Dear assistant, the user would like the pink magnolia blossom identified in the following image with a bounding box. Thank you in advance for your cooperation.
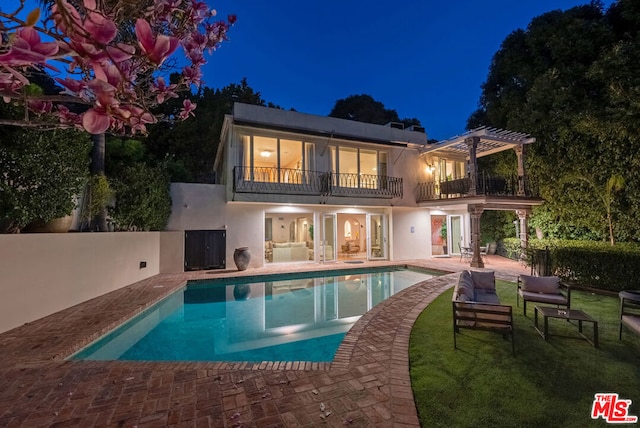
[0,27,59,67]
[0,70,28,100]
[178,99,197,120]
[151,77,179,104]
[182,66,203,87]
[57,105,82,127]
[0,1,235,135]
[55,77,89,100]
[27,100,53,115]
[83,107,112,134]
[52,0,117,45]
[83,2,118,45]
[121,105,157,134]
[135,19,180,65]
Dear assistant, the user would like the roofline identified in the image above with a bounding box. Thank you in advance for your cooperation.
[232,119,410,148]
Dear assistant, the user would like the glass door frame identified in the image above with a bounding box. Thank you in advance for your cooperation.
[321,213,337,263]
[366,213,388,260]
[448,215,463,255]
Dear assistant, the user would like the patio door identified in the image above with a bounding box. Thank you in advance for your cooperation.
[449,215,463,255]
[321,213,337,262]
[367,213,388,260]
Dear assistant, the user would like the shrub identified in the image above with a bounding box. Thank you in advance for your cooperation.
[109,163,171,231]
[501,237,522,260]
[525,240,640,292]
[0,129,91,231]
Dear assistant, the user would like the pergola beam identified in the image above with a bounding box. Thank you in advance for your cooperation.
[421,126,536,159]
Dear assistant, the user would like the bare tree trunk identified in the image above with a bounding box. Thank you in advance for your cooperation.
[90,133,109,232]
[607,208,615,246]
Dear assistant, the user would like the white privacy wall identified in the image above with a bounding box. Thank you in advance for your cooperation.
[0,231,183,334]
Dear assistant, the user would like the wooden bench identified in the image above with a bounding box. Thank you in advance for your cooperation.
[452,270,514,354]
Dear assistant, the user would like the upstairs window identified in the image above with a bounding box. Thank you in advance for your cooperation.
[330,146,388,188]
[241,135,315,183]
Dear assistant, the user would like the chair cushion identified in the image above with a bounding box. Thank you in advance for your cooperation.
[521,275,560,294]
[621,315,640,334]
[474,288,501,304]
[457,270,475,300]
[519,290,567,305]
[470,270,496,291]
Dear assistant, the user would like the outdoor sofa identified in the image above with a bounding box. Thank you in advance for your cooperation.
[452,270,514,354]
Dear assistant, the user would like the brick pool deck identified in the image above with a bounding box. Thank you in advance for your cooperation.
[0,256,528,427]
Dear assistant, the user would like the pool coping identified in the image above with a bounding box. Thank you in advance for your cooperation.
[0,259,526,426]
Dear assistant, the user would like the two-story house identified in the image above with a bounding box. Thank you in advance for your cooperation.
[167,103,543,270]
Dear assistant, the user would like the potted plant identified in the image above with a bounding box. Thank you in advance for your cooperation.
[441,222,448,254]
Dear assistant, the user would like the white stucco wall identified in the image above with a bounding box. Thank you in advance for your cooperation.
[391,207,431,260]
[0,232,177,334]
[169,183,413,268]
[168,183,264,269]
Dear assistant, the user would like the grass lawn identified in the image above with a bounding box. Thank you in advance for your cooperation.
[409,280,640,428]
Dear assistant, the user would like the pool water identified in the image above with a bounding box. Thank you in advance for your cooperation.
[72,267,438,362]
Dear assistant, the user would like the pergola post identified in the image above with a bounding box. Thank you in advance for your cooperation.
[465,136,479,196]
[514,145,526,196]
[469,205,484,268]
[516,209,530,254]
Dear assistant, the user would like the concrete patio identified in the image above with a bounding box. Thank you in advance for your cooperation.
[0,255,528,427]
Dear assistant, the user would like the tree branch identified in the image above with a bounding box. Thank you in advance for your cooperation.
[0,119,75,130]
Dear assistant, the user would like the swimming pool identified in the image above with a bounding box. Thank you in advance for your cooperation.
[72,266,438,362]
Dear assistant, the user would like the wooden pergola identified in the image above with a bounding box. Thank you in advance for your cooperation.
[420,127,543,268]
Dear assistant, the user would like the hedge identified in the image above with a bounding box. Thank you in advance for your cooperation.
[522,240,640,292]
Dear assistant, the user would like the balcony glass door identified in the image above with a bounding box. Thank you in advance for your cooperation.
[367,213,387,260]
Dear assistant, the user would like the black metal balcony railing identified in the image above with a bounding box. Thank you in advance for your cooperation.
[416,172,539,202]
[234,167,325,194]
[234,167,403,199]
[329,172,403,198]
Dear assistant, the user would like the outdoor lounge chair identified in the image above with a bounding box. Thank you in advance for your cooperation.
[619,290,640,340]
[517,275,571,316]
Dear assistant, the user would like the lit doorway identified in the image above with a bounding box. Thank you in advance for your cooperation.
[367,213,387,260]
[321,213,337,262]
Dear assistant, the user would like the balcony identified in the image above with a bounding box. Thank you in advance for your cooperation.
[234,167,326,195]
[234,167,403,199]
[416,172,539,202]
[329,172,403,198]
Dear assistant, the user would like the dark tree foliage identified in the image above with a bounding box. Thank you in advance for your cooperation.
[109,163,172,231]
[469,0,640,242]
[0,126,91,231]
[105,138,172,231]
[329,94,422,129]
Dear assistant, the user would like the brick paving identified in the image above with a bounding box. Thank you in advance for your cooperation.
[0,256,527,427]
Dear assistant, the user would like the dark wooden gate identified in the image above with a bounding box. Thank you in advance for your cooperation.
[184,230,226,271]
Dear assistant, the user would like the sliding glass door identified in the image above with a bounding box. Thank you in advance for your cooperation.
[367,213,387,260]
[321,213,337,262]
